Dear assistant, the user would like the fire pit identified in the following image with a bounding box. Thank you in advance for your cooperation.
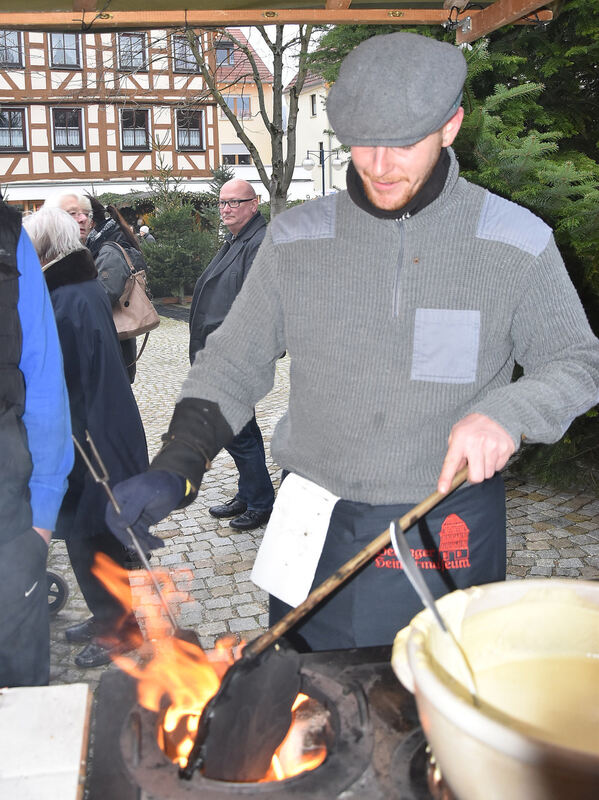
[86,646,444,799]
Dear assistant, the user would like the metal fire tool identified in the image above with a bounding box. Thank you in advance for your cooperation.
[181,466,470,783]
[72,431,199,645]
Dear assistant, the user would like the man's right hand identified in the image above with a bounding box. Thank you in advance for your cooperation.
[437,412,516,494]
[105,470,187,551]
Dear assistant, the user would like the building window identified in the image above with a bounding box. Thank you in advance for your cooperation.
[120,109,150,150]
[0,107,27,151]
[52,108,83,150]
[176,109,204,151]
[50,33,80,68]
[220,96,251,120]
[0,31,22,68]
[310,93,317,117]
[118,33,146,72]
[221,143,251,165]
[172,35,199,73]
[215,42,234,67]
[222,153,251,166]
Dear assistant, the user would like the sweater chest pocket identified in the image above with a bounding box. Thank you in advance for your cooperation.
[410,308,480,384]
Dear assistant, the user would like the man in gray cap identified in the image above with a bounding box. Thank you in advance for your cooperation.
[105,33,599,650]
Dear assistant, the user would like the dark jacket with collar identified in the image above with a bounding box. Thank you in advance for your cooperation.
[44,248,148,538]
[189,212,266,362]
[87,221,148,383]
[0,202,32,541]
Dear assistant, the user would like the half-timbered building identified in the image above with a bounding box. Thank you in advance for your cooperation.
[0,27,221,209]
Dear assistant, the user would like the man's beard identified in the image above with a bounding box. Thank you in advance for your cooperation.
[361,177,414,211]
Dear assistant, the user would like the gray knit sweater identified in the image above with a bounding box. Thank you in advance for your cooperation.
[181,150,599,503]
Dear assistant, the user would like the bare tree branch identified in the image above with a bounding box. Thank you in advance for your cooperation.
[183,27,271,190]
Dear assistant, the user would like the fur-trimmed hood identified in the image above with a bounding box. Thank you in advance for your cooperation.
[43,248,97,293]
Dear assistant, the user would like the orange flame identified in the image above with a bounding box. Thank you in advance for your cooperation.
[92,554,327,779]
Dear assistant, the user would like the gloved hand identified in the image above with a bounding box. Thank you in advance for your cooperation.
[105,470,187,551]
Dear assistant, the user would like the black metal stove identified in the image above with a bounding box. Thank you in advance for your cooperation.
[86,646,441,800]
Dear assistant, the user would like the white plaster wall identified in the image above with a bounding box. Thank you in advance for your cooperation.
[32,130,48,148]
[29,50,45,67]
[10,157,30,175]
[32,152,49,173]
[30,106,46,125]
[30,74,47,90]
[3,72,25,90]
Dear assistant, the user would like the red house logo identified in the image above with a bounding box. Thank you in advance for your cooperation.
[438,513,471,569]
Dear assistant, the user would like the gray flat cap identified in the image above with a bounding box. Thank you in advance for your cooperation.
[327,32,467,147]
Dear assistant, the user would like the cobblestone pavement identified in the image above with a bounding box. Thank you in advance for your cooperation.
[48,308,599,689]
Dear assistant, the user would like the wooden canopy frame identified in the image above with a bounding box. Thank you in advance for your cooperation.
[0,1,553,44]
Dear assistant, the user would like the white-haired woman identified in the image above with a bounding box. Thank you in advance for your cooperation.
[23,207,148,669]
[43,192,147,383]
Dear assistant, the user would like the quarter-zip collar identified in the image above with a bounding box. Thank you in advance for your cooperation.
[346,147,450,221]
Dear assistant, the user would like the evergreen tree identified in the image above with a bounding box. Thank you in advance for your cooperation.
[488,0,599,161]
[142,202,215,303]
[208,164,236,198]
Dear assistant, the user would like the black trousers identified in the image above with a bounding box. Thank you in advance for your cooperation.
[0,528,50,687]
[228,413,275,512]
[269,474,506,652]
[65,530,137,640]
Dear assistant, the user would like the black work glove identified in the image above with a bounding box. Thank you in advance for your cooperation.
[105,470,186,551]
[106,398,234,551]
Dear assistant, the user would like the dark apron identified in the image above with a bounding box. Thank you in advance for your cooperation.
[269,474,506,651]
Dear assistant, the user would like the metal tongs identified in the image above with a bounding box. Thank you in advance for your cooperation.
[73,431,199,645]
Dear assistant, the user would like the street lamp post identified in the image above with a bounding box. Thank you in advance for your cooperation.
[302,144,344,196]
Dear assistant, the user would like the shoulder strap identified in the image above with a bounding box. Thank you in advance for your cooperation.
[106,240,136,275]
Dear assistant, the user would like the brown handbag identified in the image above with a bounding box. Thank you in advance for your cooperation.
[110,242,160,341]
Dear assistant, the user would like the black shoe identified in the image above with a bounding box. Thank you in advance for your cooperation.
[74,633,141,669]
[209,498,247,519]
[123,550,152,570]
[229,509,271,531]
[65,617,98,644]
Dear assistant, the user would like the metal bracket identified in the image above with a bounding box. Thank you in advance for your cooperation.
[459,15,472,33]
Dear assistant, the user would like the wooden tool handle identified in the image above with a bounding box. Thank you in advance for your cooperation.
[244,466,469,658]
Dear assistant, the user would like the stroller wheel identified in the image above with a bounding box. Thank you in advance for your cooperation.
[47,571,69,615]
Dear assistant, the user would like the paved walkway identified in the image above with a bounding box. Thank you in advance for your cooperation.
[48,308,599,688]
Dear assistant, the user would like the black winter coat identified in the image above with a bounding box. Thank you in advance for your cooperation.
[44,248,148,539]
[189,212,266,362]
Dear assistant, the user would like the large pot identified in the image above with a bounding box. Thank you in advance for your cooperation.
[392,579,599,800]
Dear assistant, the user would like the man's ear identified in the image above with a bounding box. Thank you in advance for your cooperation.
[440,106,464,148]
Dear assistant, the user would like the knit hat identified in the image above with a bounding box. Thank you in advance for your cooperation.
[140,225,149,235]
[327,32,467,147]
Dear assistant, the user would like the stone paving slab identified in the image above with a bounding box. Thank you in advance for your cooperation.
[48,310,599,689]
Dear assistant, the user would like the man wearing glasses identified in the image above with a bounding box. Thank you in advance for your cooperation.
[188,179,274,531]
